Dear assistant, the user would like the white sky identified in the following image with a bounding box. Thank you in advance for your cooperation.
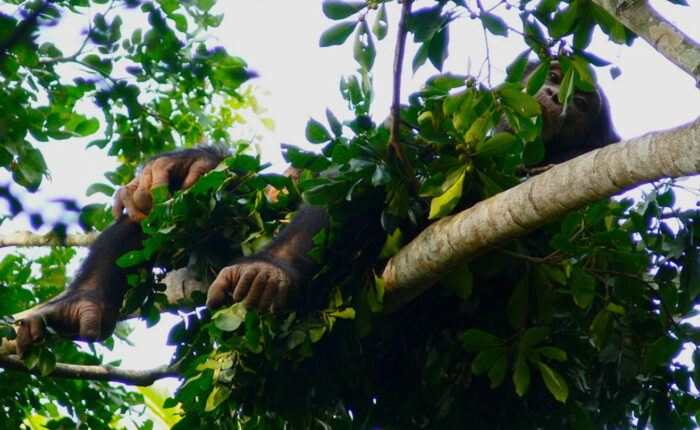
[0,0,699,398]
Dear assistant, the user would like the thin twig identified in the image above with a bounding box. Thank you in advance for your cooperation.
[0,354,178,386]
[388,0,419,192]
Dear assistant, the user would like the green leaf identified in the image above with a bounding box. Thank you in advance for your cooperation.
[412,42,429,73]
[499,89,541,118]
[368,274,385,313]
[302,181,346,205]
[86,183,115,197]
[480,12,508,36]
[75,118,100,136]
[464,116,488,146]
[306,118,332,143]
[523,138,545,165]
[536,346,567,362]
[571,55,597,91]
[605,302,625,315]
[372,4,389,40]
[428,168,465,219]
[205,385,231,412]
[116,250,146,268]
[521,327,550,348]
[550,0,581,38]
[477,132,518,157]
[327,308,356,319]
[558,65,575,105]
[322,0,366,20]
[353,21,376,70]
[371,164,391,186]
[472,349,504,375]
[320,21,357,47]
[506,51,530,83]
[513,351,530,397]
[507,278,528,329]
[213,304,246,332]
[326,108,342,137]
[526,62,550,95]
[641,336,683,370]
[38,349,56,376]
[488,356,507,388]
[590,308,613,350]
[428,27,449,71]
[538,362,569,403]
[571,268,596,308]
[82,54,112,74]
[461,329,502,351]
[440,264,473,299]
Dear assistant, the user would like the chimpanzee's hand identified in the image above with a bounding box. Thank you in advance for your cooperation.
[206,261,297,314]
[16,292,119,359]
[113,149,223,222]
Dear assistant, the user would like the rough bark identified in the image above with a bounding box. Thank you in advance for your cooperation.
[592,0,700,87]
[382,117,700,312]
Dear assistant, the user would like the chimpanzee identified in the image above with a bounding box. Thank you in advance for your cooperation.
[515,61,619,164]
[14,61,619,358]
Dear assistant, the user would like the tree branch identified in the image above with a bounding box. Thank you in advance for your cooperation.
[0,354,177,386]
[388,0,418,190]
[381,117,700,312]
[0,231,99,248]
[592,0,700,87]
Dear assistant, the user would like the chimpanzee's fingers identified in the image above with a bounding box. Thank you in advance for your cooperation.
[120,185,148,222]
[257,278,277,313]
[77,303,102,342]
[112,187,125,218]
[16,321,32,359]
[206,265,241,310]
[132,163,156,215]
[150,157,176,190]
[233,269,257,304]
[271,280,291,314]
[16,317,45,359]
[182,159,216,190]
[244,272,268,311]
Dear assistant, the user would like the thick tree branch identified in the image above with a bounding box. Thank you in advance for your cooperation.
[0,231,99,248]
[0,354,177,386]
[381,117,700,312]
[592,0,700,86]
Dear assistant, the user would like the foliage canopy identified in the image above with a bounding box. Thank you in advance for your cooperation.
[0,0,699,429]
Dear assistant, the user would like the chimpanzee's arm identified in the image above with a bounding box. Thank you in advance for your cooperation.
[16,147,228,358]
[206,205,329,313]
[16,216,143,358]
